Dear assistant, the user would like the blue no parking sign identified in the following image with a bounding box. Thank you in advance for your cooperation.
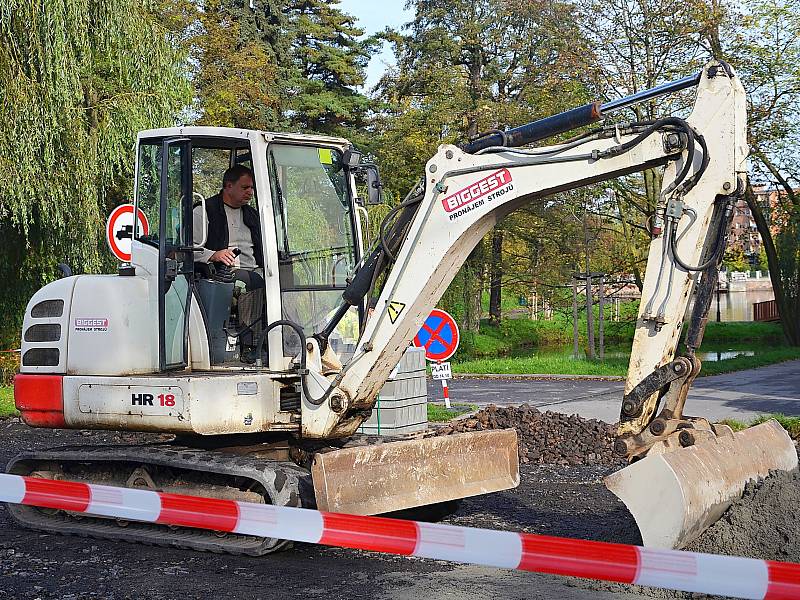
[413,308,460,361]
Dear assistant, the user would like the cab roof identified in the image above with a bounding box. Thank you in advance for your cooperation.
[136,126,351,149]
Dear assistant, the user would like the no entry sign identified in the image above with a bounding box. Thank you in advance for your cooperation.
[413,308,460,361]
[106,204,148,262]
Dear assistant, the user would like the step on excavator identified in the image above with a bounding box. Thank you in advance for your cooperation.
[9,60,796,553]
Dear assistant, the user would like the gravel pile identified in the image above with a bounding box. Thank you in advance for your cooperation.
[433,404,624,467]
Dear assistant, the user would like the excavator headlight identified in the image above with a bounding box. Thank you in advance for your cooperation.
[342,149,362,168]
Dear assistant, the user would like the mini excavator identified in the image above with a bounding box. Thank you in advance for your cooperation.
[9,60,796,553]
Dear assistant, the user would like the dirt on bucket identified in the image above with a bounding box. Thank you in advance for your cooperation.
[571,464,800,598]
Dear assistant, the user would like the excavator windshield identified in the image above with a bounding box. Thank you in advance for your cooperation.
[267,143,360,355]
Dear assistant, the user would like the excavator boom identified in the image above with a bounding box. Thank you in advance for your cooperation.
[313,61,746,438]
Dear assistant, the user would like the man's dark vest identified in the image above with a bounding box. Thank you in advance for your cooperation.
[203,192,264,268]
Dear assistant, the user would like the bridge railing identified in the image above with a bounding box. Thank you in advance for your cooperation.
[753,299,779,322]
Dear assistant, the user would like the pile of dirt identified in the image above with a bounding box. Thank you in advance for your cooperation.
[432,403,624,467]
[574,467,800,598]
[685,468,800,562]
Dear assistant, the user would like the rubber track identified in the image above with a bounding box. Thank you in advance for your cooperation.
[5,444,314,556]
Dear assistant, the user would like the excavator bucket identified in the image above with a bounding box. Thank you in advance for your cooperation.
[311,429,520,515]
[604,420,798,549]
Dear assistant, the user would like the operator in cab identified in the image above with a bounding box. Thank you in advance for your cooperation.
[193,165,265,363]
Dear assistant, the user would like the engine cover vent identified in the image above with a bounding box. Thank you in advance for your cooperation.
[22,348,60,367]
[31,299,64,318]
[24,324,61,343]
[279,386,301,412]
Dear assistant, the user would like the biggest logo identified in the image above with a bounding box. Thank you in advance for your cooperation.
[441,168,513,215]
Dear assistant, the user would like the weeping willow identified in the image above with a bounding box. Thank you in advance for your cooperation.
[0,0,191,346]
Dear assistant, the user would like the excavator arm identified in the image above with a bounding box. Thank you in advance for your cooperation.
[302,61,748,446]
[304,61,796,548]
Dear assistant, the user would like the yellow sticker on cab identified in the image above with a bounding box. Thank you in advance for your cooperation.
[319,148,333,164]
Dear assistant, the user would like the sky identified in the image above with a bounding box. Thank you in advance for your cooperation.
[336,0,413,90]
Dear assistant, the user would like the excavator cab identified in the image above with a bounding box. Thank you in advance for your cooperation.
[131,130,366,371]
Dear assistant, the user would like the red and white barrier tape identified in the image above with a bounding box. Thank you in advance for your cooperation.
[1,473,798,599]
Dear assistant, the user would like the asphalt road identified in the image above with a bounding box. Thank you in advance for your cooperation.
[432,360,800,424]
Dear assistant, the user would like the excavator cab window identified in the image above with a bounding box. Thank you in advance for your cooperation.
[135,136,263,369]
[187,140,263,367]
[192,147,232,202]
[267,144,360,357]
[135,142,164,248]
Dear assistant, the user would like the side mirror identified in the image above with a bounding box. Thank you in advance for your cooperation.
[56,263,72,278]
[364,165,383,206]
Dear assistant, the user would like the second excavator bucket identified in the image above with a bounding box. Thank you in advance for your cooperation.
[311,429,520,515]
[604,420,798,549]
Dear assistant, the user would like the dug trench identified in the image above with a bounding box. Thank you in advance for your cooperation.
[0,408,797,599]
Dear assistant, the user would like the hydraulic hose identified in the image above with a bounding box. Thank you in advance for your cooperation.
[379,192,424,262]
[669,197,731,272]
[252,319,334,407]
[603,118,696,197]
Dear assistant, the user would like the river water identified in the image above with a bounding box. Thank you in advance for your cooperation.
[708,288,775,322]
[530,346,758,362]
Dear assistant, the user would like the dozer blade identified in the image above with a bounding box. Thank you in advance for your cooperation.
[311,429,520,515]
[604,420,798,549]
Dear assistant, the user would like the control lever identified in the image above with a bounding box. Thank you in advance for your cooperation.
[212,248,241,283]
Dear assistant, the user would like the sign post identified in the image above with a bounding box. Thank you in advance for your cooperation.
[430,360,453,408]
[414,309,459,409]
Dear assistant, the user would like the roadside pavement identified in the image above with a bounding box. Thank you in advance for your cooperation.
[428,359,800,424]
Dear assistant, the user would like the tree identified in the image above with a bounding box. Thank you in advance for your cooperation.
[757,246,768,271]
[700,0,800,344]
[0,0,191,347]
[192,0,289,129]
[375,0,593,330]
[577,0,708,291]
[723,248,750,272]
[286,0,377,136]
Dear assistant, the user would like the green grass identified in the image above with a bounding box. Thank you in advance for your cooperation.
[451,346,800,377]
[453,354,629,376]
[480,289,530,313]
[720,414,800,439]
[457,317,786,361]
[427,403,477,422]
[0,386,16,418]
[703,321,785,342]
[719,417,749,432]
